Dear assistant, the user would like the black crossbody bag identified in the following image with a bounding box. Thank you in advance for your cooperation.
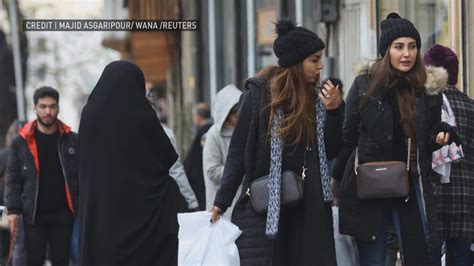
[355,138,411,199]
[246,146,310,214]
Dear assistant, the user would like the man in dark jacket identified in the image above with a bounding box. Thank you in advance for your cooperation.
[184,103,213,210]
[4,87,78,266]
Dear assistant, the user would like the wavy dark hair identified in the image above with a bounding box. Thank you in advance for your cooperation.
[363,47,427,138]
[256,63,317,145]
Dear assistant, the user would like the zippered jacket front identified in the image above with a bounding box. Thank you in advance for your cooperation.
[4,120,78,224]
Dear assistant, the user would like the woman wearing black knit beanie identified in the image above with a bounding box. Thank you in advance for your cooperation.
[210,18,344,265]
[332,12,460,265]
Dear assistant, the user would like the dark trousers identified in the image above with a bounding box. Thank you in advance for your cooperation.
[356,176,431,266]
[357,208,402,266]
[23,209,74,266]
[432,238,471,266]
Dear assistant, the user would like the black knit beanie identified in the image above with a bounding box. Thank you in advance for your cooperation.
[378,12,421,57]
[273,18,325,68]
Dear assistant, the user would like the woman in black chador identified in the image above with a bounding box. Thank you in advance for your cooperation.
[78,61,181,266]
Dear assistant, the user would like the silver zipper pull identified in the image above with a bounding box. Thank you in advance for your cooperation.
[302,166,307,181]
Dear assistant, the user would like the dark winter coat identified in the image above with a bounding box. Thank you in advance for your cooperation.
[214,76,343,265]
[0,149,7,178]
[78,61,180,266]
[332,63,448,265]
[0,148,8,204]
[435,85,474,240]
[4,120,78,224]
[183,122,212,210]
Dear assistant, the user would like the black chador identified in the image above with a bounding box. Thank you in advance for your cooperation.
[78,61,181,266]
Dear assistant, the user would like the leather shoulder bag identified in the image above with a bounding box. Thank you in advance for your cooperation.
[355,138,411,199]
[246,146,309,214]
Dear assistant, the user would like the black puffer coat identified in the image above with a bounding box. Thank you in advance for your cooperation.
[332,63,448,265]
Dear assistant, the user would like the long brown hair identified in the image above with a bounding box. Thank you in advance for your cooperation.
[257,64,317,145]
[364,49,427,137]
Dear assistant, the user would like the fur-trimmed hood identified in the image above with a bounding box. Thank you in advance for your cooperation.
[354,59,447,95]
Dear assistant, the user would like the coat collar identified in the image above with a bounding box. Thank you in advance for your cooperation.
[19,119,71,140]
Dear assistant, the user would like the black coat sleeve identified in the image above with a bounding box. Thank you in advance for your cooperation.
[4,137,24,214]
[324,103,344,160]
[214,89,253,212]
[331,76,365,180]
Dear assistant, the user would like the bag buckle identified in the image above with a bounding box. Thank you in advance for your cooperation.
[246,187,251,197]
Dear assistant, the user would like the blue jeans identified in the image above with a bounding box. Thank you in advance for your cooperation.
[70,220,79,265]
[384,222,399,266]
[432,239,471,266]
[357,176,429,266]
[357,208,402,266]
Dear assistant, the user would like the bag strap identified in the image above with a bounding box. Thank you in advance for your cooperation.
[406,138,411,171]
[301,146,310,181]
[354,138,411,174]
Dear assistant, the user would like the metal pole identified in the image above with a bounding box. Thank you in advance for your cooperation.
[8,0,25,122]
[295,0,303,25]
[208,0,217,105]
[246,0,255,77]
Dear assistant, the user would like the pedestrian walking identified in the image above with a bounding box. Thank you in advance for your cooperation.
[331,13,458,265]
[184,103,213,210]
[162,124,200,211]
[77,61,181,266]
[4,87,78,266]
[326,79,360,266]
[0,120,27,266]
[211,18,344,265]
[424,44,474,266]
[203,84,242,215]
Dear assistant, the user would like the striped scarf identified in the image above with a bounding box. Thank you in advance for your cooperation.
[265,91,333,238]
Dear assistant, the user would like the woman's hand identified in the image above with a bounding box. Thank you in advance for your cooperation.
[435,132,450,146]
[319,79,343,110]
[210,206,222,223]
[431,122,462,147]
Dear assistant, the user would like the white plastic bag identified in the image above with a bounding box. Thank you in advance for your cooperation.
[178,211,241,266]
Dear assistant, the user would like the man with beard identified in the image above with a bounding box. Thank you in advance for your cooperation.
[4,87,78,266]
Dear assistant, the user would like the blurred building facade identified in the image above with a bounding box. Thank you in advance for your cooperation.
[102,0,192,152]
[19,0,120,131]
[190,0,473,99]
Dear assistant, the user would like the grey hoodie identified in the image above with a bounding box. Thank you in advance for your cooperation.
[163,126,199,209]
[203,84,242,214]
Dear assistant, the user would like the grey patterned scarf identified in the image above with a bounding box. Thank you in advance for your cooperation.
[265,91,333,238]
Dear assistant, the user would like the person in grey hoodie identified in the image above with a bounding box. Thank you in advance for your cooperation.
[203,84,242,215]
[162,124,200,211]
[146,89,199,211]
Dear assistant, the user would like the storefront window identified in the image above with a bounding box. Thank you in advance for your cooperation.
[378,0,450,53]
